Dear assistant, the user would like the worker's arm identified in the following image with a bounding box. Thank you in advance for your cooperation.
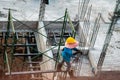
[72,48,78,51]
[72,48,82,55]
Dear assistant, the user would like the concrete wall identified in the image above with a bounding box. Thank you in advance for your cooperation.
[37,21,55,80]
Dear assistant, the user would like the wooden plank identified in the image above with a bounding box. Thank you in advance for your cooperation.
[5,70,67,75]
[14,53,39,56]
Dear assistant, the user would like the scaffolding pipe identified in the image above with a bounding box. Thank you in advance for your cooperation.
[90,13,101,47]
[3,9,11,71]
[5,51,10,74]
[79,0,90,21]
[38,16,64,30]
[55,9,68,68]
[12,17,48,38]
[9,9,17,72]
[66,12,76,37]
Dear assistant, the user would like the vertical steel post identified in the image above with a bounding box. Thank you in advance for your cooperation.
[4,9,11,74]
[55,9,68,69]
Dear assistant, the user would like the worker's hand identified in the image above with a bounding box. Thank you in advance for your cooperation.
[75,50,82,55]
[73,50,82,55]
[76,49,81,53]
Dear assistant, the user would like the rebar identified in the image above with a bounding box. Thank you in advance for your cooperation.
[97,0,120,72]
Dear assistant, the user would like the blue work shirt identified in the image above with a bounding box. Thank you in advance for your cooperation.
[61,47,78,62]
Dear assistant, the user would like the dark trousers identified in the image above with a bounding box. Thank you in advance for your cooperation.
[57,59,71,71]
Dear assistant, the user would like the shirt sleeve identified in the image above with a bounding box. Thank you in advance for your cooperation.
[72,48,79,51]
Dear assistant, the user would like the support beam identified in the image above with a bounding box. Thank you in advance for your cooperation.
[0,30,34,33]
[5,70,67,75]
[26,38,34,78]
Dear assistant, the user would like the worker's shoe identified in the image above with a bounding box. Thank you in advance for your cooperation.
[68,69,74,78]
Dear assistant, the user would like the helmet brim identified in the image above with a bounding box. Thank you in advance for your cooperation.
[65,41,79,49]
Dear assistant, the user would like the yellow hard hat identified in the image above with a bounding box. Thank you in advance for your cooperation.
[66,37,76,44]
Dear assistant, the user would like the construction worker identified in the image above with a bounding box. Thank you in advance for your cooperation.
[57,37,82,71]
